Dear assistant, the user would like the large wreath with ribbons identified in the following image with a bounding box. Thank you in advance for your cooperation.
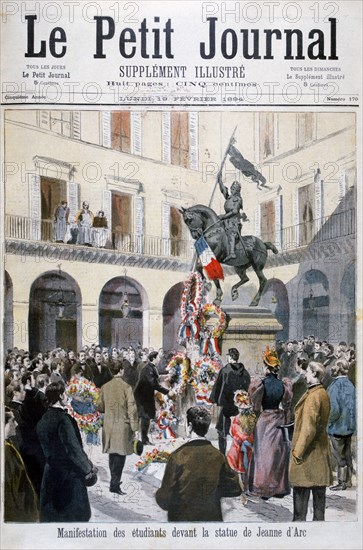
[166,351,192,393]
[66,376,103,442]
[200,303,227,355]
[156,400,178,440]
[179,271,204,341]
[190,356,221,403]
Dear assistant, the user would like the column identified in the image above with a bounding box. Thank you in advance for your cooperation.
[146,307,163,349]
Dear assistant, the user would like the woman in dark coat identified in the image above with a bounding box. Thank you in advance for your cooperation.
[36,382,97,522]
[134,352,170,444]
[248,347,292,499]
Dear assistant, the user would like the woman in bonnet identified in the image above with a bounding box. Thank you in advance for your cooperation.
[247,347,292,500]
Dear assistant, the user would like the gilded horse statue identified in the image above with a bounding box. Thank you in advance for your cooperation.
[180,205,278,307]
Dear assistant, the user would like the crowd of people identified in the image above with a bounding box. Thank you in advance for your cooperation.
[209,340,356,522]
[3,343,174,522]
[3,335,357,523]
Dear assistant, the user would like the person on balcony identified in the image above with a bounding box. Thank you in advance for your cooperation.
[92,210,109,248]
[54,201,70,243]
[74,201,94,246]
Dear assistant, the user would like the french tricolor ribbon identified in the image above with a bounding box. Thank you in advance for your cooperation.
[178,303,201,341]
[179,320,200,341]
[201,336,221,356]
[157,416,176,439]
[195,236,224,280]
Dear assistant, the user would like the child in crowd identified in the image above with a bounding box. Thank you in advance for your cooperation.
[227,390,257,494]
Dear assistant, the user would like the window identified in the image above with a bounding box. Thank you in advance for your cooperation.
[171,112,189,167]
[111,112,131,153]
[38,111,81,139]
[259,113,274,159]
[170,206,183,256]
[111,191,133,252]
[111,192,132,234]
[260,200,275,242]
[40,177,67,240]
[298,183,315,246]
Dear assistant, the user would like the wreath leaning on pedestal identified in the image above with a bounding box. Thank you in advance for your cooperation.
[166,351,192,394]
[200,303,228,355]
[190,356,222,403]
[178,271,204,341]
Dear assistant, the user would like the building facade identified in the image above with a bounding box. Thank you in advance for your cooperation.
[3,109,356,354]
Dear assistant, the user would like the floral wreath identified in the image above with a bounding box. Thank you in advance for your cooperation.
[179,271,204,341]
[190,356,221,403]
[200,303,227,338]
[199,303,227,355]
[65,376,103,435]
[166,352,192,393]
[135,449,171,472]
[156,407,177,440]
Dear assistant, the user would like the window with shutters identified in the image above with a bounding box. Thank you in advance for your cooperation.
[111,112,131,153]
[171,112,189,168]
[38,111,81,139]
[170,206,183,256]
[111,191,132,251]
[40,177,67,241]
[260,200,275,242]
[298,183,315,246]
[111,192,132,233]
[259,113,274,160]
[298,113,315,146]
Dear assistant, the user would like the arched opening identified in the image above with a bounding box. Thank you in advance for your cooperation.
[99,275,147,348]
[301,269,329,340]
[340,262,356,344]
[4,271,14,352]
[260,278,289,341]
[29,270,82,354]
[162,282,184,352]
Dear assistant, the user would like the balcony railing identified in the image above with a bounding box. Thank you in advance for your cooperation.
[260,208,355,251]
[5,208,355,261]
[5,215,194,261]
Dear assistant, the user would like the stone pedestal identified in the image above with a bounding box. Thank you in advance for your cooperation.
[221,305,283,377]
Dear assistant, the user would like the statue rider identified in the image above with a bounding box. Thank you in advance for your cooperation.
[218,173,247,262]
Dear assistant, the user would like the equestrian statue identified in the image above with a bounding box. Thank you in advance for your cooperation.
[181,128,278,307]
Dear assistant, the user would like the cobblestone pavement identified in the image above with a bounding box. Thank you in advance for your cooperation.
[85,433,357,524]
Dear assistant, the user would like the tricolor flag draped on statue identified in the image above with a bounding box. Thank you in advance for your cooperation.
[194,236,224,280]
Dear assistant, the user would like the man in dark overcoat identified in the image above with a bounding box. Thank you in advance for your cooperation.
[210,347,250,454]
[36,381,97,522]
[134,351,170,445]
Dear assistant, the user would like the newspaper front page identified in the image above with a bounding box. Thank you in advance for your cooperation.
[1,1,362,549]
